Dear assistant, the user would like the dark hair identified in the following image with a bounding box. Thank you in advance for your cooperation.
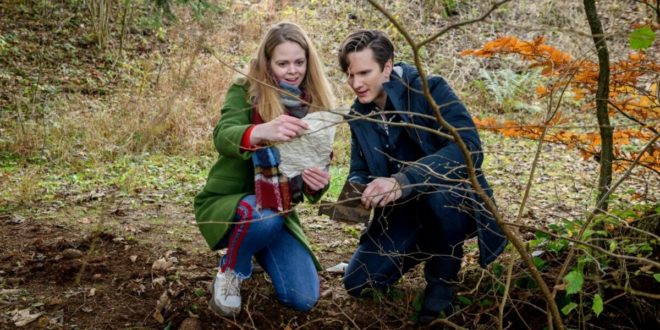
[338,30,394,73]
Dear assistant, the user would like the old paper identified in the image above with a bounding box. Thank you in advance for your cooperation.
[276,110,342,178]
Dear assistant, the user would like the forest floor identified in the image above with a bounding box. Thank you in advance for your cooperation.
[1,1,658,329]
[2,144,656,329]
[0,149,618,329]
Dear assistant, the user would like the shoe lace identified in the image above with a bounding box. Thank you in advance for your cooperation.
[220,271,241,297]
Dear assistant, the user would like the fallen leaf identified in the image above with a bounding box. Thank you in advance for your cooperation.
[153,290,170,324]
[112,208,127,216]
[152,258,173,271]
[153,276,166,286]
[179,317,202,330]
[0,289,22,297]
[9,215,25,224]
[62,248,83,260]
[10,308,43,327]
[37,316,50,327]
[153,310,164,324]
[321,289,333,298]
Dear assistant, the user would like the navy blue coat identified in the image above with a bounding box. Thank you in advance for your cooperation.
[347,62,507,267]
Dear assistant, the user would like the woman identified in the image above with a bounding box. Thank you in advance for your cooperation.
[194,22,335,317]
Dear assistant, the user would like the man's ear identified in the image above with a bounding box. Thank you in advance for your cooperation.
[383,59,393,78]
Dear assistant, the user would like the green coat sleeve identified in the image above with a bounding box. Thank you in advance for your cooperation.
[213,81,253,160]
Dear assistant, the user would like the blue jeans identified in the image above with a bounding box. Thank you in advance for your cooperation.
[219,195,319,311]
[343,189,476,296]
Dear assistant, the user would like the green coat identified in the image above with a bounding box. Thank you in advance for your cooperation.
[194,79,323,270]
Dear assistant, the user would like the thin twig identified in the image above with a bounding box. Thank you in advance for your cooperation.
[603,284,660,300]
[418,1,513,49]
[428,317,469,330]
[498,260,514,330]
[515,67,578,224]
[607,99,659,134]
[332,300,362,329]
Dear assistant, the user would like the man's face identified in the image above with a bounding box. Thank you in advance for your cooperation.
[346,48,392,107]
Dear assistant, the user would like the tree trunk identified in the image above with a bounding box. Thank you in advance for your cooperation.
[583,0,613,212]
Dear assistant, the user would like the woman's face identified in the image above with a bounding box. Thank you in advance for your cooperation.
[269,41,307,88]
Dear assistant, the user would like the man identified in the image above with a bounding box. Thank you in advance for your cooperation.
[338,30,507,324]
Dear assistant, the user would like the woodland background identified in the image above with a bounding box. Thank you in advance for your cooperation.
[0,0,658,329]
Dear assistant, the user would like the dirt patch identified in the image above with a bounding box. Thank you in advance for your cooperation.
[0,216,364,329]
[1,220,167,328]
[2,214,657,329]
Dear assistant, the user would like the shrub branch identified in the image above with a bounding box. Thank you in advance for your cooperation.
[366,1,564,328]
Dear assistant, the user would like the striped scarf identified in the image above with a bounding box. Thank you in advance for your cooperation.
[251,82,309,212]
[252,147,291,212]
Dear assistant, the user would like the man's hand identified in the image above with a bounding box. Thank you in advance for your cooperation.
[361,177,402,208]
[251,114,309,144]
[302,167,330,192]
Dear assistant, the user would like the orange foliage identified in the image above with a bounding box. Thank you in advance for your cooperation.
[474,117,659,172]
[466,35,660,172]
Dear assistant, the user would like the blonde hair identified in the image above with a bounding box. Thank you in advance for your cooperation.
[247,22,335,122]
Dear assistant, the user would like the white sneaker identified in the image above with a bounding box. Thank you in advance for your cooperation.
[209,269,242,317]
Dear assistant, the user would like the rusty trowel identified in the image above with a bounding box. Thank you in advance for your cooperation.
[318,181,372,224]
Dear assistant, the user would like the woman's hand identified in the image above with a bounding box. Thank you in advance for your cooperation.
[302,167,330,192]
[250,114,308,144]
[362,177,402,208]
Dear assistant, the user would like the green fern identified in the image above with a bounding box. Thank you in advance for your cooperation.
[478,68,544,114]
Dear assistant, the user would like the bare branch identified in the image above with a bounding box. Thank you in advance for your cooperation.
[418,1,513,49]
[515,67,578,224]
[366,1,565,328]
[498,260,514,330]
[608,99,659,135]
[332,300,362,329]
[428,318,468,330]
[603,284,660,300]
[612,157,660,176]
